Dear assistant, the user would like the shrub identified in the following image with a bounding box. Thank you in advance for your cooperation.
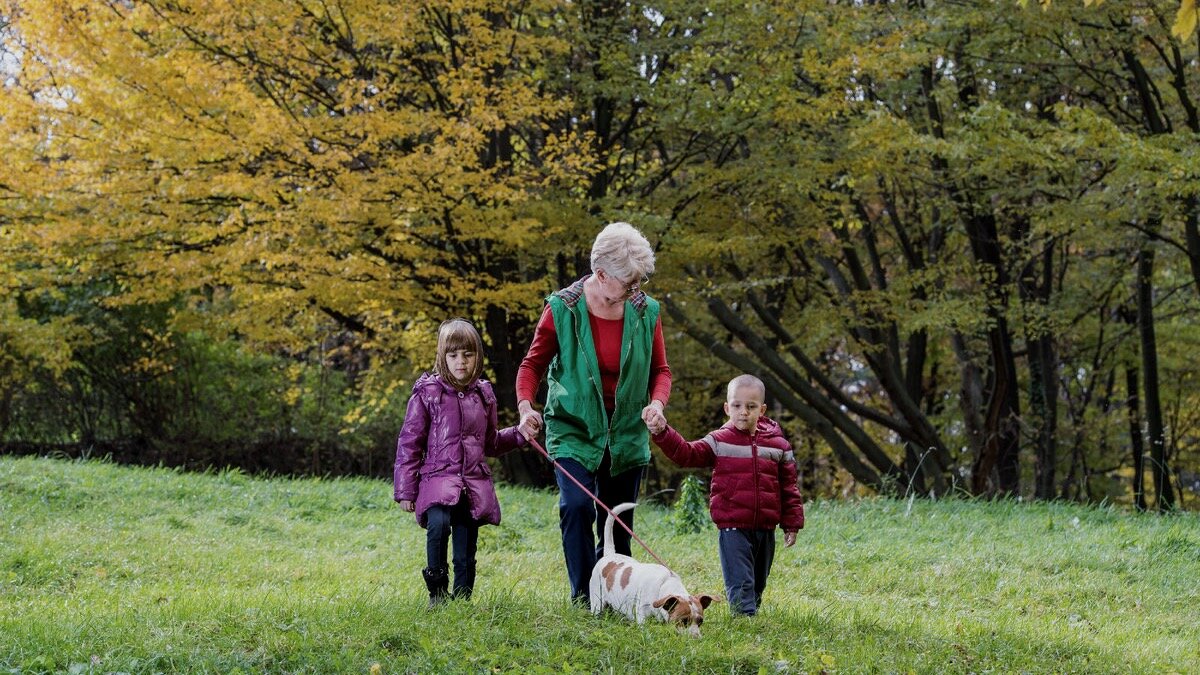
[671,474,711,534]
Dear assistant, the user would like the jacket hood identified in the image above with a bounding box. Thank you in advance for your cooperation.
[756,416,783,439]
[413,371,439,389]
[413,371,479,394]
[722,415,784,441]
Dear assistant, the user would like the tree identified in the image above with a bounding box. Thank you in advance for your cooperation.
[599,0,1197,500]
[4,0,1198,506]
[2,0,592,483]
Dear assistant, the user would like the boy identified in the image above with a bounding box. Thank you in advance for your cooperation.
[645,374,804,616]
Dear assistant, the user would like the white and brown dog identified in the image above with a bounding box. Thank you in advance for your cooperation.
[589,502,718,637]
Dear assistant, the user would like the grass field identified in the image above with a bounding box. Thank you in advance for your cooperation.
[2,455,1199,674]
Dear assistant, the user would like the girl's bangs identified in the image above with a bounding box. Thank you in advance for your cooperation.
[440,325,478,353]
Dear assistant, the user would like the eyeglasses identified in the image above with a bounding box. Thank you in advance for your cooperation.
[609,271,649,296]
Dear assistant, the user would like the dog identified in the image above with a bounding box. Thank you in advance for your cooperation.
[589,502,718,637]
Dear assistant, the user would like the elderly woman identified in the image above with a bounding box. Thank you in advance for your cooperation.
[516,222,672,604]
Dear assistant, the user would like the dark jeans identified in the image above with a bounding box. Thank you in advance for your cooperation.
[718,528,776,616]
[425,498,479,593]
[555,452,643,602]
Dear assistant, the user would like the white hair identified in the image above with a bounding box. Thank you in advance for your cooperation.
[590,222,655,283]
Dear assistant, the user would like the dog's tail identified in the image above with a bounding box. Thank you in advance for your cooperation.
[602,502,637,558]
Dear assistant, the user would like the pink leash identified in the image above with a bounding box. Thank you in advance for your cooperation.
[526,435,674,572]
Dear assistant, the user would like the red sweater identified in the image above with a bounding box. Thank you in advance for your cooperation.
[516,304,672,411]
[652,416,804,532]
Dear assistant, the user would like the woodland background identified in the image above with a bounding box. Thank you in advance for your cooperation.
[2,0,1199,510]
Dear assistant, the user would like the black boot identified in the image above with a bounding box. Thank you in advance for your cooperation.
[422,567,449,609]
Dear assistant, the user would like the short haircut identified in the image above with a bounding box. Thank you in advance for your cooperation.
[726,374,766,402]
[435,318,484,389]
[590,221,656,283]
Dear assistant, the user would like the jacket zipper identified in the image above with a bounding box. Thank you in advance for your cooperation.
[457,390,466,485]
[572,304,609,433]
[751,430,760,529]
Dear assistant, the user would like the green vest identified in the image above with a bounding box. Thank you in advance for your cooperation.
[544,277,660,475]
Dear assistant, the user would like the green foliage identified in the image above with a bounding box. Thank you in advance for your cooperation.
[4,0,1200,504]
[3,456,1200,672]
[670,473,711,535]
[2,285,405,473]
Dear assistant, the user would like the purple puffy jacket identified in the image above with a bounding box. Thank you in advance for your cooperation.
[394,372,526,527]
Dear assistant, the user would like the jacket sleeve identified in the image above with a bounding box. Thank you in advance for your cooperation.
[484,382,526,457]
[778,440,805,531]
[489,425,527,457]
[394,390,429,502]
[651,425,716,468]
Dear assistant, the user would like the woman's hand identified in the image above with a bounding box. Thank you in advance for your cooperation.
[398,500,415,512]
[783,530,797,547]
[642,400,666,435]
[518,400,543,441]
[518,412,542,441]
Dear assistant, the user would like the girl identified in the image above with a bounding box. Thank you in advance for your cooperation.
[395,318,534,606]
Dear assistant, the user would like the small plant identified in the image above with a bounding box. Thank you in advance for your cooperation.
[671,474,710,534]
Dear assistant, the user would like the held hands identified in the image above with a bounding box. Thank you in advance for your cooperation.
[783,530,797,547]
[642,400,667,435]
[398,500,415,512]
[517,400,543,441]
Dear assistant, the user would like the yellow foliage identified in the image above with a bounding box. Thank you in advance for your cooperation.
[3,0,582,369]
[1025,0,1194,35]
[1174,0,1198,37]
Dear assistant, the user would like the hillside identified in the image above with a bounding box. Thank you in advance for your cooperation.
[2,456,1198,673]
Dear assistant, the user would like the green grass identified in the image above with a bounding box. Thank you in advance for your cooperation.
[2,456,1198,674]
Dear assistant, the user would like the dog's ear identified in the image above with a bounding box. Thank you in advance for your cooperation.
[652,595,681,611]
[697,594,722,608]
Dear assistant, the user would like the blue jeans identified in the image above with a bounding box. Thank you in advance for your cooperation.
[555,452,643,602]
[425,498,479,594]
[718,528,776,616]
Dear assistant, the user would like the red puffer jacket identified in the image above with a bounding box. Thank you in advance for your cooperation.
[652,417,804,532]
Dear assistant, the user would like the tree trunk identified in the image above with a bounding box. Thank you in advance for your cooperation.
[1021,239,1058,500]
[485,304,553,488]
[583,0,621,206]
[1028,332,1058,500]
[1135,246,1174,511]
[792,225,950,495]
[962,212,1022,496]
[661,297,890,492]
[1185,196,1200,298]
[1124,364,1147,512]
[953,333,986,485]
[973,319,1022,497]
